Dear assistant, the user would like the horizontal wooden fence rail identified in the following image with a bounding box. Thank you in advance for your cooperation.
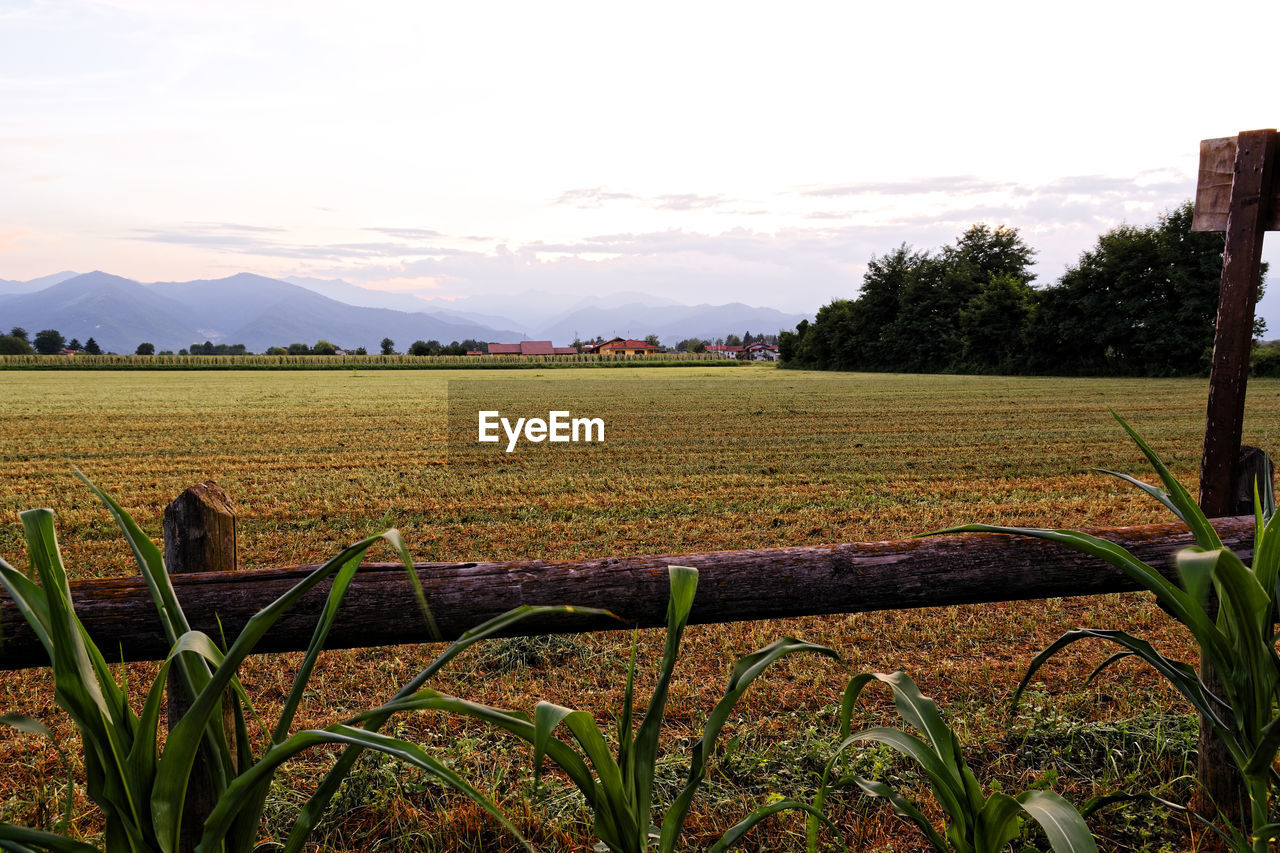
[0,514,1254,672]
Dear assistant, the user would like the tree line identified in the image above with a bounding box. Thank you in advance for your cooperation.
[0,328,105,355]
[780,202,1256,376]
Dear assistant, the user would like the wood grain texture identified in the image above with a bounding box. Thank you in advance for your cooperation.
[1192,133,1280,232]
[1200,130,1279,518]
[161,483,238,853]
[0,516,1255,671]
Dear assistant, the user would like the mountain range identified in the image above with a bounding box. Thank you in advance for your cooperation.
[0,271,811,354]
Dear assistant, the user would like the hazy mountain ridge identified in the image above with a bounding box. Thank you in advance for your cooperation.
[0,270,812,352]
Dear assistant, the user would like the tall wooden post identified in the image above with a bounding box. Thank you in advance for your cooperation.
[1192,129,1280,826]
[163,482,237,853]
[1198,129,1278,516]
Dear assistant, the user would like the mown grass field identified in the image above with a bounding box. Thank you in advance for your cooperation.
[1,365,1278,851]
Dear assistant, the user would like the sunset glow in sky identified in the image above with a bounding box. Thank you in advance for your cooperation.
[3,0,1280,324]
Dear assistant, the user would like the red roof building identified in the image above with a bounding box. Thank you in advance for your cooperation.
[596,338,658,355]
[487,340,559,355]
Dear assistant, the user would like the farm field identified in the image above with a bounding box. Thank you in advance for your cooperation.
[1,365,1278,851]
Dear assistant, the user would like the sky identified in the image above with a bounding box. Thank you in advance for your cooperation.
[3,0,1280,328]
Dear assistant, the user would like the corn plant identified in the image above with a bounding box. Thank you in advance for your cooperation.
[808,671,1096,853]
[938,413,1280,852]
[375,565,840,852]
[0,474,607,853]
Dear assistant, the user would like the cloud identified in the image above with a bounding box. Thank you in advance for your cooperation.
[653,193,727,211]
[129,223,465,261]
[554,187,734,212]
[803,175,1015,197]
[118,171,1202,316]
[554,187,639,208]
[364,226,444,239]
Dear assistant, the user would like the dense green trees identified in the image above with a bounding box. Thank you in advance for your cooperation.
[782,203,1241,377]
[33,329,65,354]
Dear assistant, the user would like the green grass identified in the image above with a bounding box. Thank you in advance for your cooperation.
[1,366,1278,850]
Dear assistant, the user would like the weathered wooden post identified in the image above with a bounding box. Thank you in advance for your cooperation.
[163,482,237,853]
[1192,128,1280,824]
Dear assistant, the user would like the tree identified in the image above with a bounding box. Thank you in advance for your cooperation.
[265,346,287,355]
[84,337,102,355]
[408,340,440,356]
[725,334,743,347]
[9,327,28,342]
[644,334,661,348]
[958,272,1036,370]
[380,337,396,355]
[66,338,83,352]
[136,342,155,355]
[312,339,337,355]
[287,342,310,355]
[0,334,33,354]
[1029,202,1233,375]
[675,338,708,353]
[353,346,368,355]
[33,329,65,354]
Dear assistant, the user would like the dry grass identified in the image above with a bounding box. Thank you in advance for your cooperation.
[1,365,1276,851]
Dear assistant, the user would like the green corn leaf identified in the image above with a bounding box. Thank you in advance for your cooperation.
[154,530,399,853]
[1015,789,1099,853]
[707,800,835,853]
[560,709,637,846]
[0,825,98,853]
[632,565,698,839]
[934,523,1227,660]
[660,637,839,853]
[533,702,577,781]
[1109,411,1222,550]
[974,792,1023,853]
[1085,651,1135,686]
[1094,468,1183,519]
[273,540,369,743]
[851,774,949,851]
[17,509,147,845]
[1252,486,1280,603]
[0,558,54,658]
[842,727,967,828]
[876,672,972,808]
[838,674,876,737]
[356,689,597,800]
[198,725,534,853]
[1015,629,1239,755]
[1244,713,1280,775]
[282,604,615,853]
[74,472,213,717]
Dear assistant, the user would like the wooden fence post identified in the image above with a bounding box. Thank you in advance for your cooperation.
[1194,128,1279,827]
[163,482,237,853]
[1199,129,1278,517]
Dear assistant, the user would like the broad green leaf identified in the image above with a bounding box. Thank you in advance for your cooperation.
[660,637,838,852]
[851,775,949,851]
[282,604,614,853]
[0,825,97,853]
[198,725,534,853]
[1109,411,1222,550]
[1016,789,1099,853]
[974,792,1023,853]
[707,800,834,853]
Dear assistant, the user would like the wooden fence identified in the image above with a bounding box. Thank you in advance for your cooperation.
[0,482,1257,673]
